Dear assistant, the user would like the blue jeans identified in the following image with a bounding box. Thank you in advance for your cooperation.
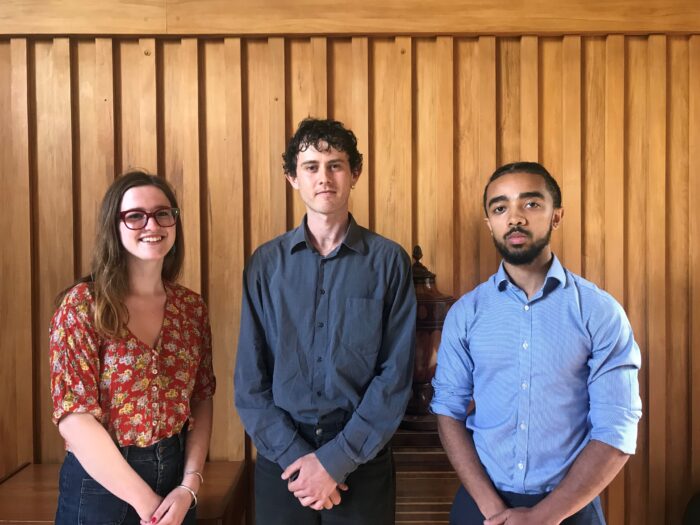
[55,432,196,525]
[450,485,605,525]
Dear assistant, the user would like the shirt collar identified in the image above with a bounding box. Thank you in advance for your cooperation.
[289,214,367,255]
[494,254,567,292]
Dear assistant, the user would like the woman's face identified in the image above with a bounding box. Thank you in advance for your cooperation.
[118,185,177,265]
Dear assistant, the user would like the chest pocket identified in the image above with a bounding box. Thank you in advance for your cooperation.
[341,298,383,353]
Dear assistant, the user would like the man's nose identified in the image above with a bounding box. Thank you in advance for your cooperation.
[507,211,526,226]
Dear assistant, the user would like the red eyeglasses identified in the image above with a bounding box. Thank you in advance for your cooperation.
[119,207,180,230]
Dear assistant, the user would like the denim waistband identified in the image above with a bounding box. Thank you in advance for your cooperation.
[119,431,186,461]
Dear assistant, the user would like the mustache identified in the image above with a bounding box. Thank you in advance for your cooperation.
[505,226,531,239]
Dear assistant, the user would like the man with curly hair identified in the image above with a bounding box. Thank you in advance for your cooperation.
[235,118,416,524]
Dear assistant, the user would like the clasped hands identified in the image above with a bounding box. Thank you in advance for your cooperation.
[282,452,348,511]
[484,507,559,525]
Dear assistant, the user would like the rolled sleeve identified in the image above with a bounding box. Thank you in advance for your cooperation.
[49,300,103,426]
[587,296,642,454]
[430,300,474,421]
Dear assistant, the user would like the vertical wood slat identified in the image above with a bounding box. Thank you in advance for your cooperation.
[10,37,33,470]
[603,34,626,521]
[119,38,157,172]
[77,38,114,275]
[372,37,412,252]
[435,37,454,293]
[204,38,245,460]
[477,36,497,281]
[622,35,648,525]
[269,38,286,237]
[497,38,520,164]
[561,36,581,275]
[690,35,700,494]
[349,37,369,227]
[35,38,74,462]
[539,37,563,259]
[666,36,690,525]
[520,36,538,160]
[455,38,480,295]
[646,34,667,525]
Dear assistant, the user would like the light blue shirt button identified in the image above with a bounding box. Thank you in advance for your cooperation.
[524,305,530,311]
[517,462,525,470]
[521,381,528,390]
[522,341,529,349]
[520,422,527,430]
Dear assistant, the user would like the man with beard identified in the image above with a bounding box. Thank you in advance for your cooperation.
[431,162,641,525]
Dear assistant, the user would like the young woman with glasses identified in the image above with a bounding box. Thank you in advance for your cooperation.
[50,171,216,525]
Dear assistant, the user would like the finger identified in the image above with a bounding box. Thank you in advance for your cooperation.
[281,462,301,481]
[338,483,349,491]
[310,499,328,511]
[298,495,317,507]
[293,489,313,498]
[329,490,341,505]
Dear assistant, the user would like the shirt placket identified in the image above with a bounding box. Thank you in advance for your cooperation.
[514,290,532,492]
[310,257,329,406]
[149,343,160,436]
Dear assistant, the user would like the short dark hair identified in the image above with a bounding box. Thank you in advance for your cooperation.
[283,118,363,177]
[483,161,562,214]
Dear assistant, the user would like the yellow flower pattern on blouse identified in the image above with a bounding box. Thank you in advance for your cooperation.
[49,282,216,447]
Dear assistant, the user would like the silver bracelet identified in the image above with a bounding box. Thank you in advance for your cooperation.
[185,470,204,485]
[176,484,198,509]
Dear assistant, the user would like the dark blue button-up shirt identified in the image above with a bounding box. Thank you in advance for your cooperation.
[234,215,416,482]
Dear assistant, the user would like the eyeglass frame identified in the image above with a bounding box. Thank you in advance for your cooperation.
[118,207,180,230]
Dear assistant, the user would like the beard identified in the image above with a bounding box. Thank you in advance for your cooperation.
[492,225,552,265]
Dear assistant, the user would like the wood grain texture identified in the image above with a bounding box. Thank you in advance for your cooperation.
[165,0,700,35]
[34,38,74,462]
[624,36,649,525]
[0,33,696,521]
[646,34,667,525]
[691,35,700,495]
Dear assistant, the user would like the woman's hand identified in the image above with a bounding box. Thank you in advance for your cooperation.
[140,486,193,525]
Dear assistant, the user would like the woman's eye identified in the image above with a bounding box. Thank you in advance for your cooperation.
[125,212,146,221]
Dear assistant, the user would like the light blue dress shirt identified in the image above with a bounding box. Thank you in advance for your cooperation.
[431,255,642,494]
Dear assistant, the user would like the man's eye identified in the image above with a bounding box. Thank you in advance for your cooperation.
[492,206,505,214]
[525,201,540,208]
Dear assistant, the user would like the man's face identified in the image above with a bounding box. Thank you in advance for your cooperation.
[286,143,359,218]
[484,171,562,265]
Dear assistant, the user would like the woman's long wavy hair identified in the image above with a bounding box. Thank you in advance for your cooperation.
[58,171,185,338]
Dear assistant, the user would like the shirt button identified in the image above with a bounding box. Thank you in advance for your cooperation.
[520,422,527,430]
[152,386,157,392]
[517,462,524,470]
[315,428,323,436]
[320,289,326,295]
[316,391,322,397]
[317,322,324,328]
[152,420,157,426]
[152,368,158,375]
[317,357,323,362]
[524,305,530,311]
[522,341,529,349]
[521,381,528,390]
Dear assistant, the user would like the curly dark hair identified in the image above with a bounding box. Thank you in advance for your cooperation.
[283,118,363,177]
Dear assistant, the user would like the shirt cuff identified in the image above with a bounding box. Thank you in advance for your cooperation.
[315,439,358,484]
[589,404,642,454]
[275,434,316,471]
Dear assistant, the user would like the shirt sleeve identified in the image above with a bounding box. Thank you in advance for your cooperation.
[314,248,417,482]
[429,298,475,421]
[191,298,216,402]
[234,261,315,469]
[50,299,104,426]
[586,293,642,454]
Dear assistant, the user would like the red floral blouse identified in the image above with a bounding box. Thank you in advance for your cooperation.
[50,282,216,447]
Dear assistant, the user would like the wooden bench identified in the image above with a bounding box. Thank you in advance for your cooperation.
[0,462,247,525]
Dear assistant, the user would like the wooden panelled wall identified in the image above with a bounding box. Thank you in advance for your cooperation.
[0,34,699,523]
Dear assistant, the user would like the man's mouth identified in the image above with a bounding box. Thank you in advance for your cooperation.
[505,229,530,245]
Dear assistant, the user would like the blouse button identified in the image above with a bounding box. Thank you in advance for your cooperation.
[152,369,158,375]
[151,386,157,392]
[152,420,157,426]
